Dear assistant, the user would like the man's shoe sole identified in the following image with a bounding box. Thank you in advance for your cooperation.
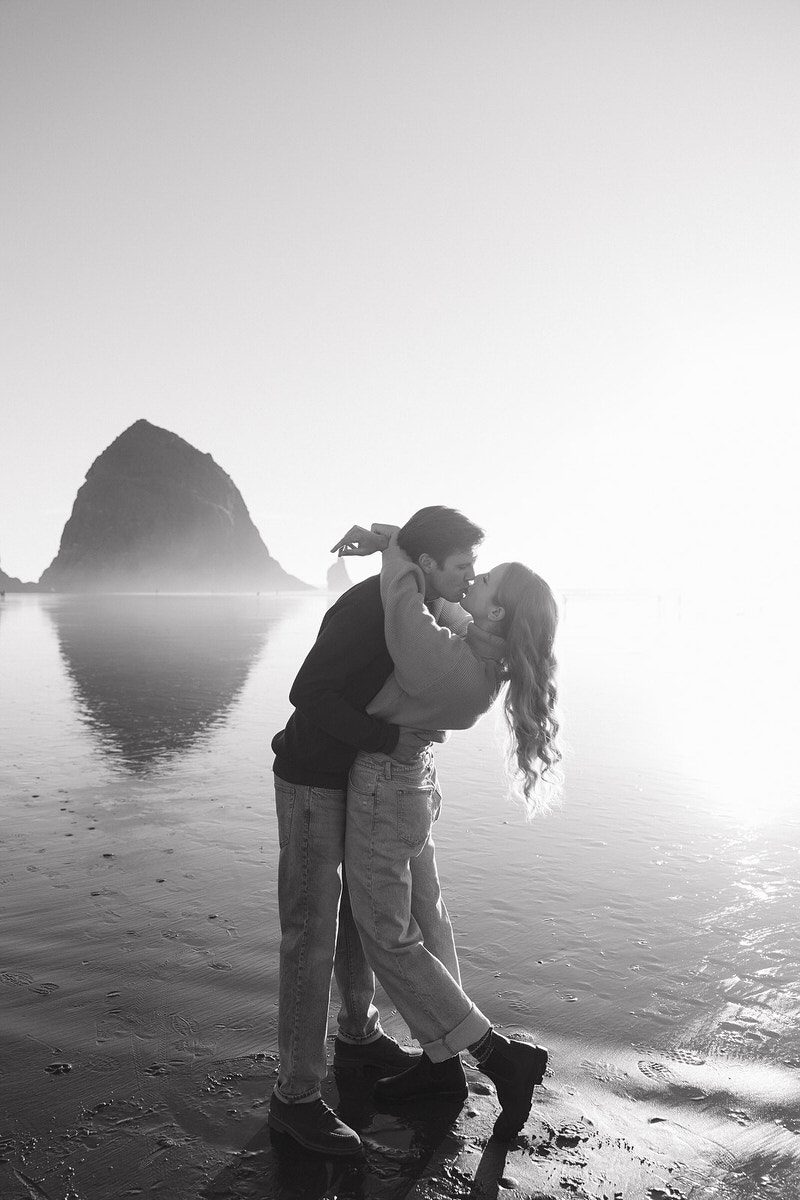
[267,1112,363,1157]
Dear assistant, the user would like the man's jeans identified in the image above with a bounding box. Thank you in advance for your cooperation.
[345,750,490,1062]
[273,776,381,1104]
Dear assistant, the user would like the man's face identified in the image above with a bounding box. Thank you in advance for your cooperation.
[425,548,477,603]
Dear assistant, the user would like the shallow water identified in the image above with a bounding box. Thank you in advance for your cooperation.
[1,591,798,1198]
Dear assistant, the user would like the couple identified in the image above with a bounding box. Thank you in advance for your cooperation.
[269,506,560,1156]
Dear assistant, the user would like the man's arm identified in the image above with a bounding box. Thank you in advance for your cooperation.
[289,595,400,754]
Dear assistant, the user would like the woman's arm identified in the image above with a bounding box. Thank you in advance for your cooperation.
[331,523,478,694]
[379,536,475,697]
[330,523,399,557]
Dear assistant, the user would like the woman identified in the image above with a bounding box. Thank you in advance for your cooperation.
[333,522,561,1142]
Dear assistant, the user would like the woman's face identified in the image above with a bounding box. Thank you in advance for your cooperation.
[462,563,510,621]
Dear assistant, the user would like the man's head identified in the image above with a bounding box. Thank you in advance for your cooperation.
[396,506,484,603]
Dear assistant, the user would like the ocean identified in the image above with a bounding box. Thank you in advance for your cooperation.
[1,590,798,1198]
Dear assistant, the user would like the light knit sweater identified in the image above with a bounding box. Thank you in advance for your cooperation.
[367,546,507,732]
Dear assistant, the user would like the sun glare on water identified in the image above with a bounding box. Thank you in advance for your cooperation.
[674,608,799,828]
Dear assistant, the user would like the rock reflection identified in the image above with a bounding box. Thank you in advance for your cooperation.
[48,595,270,772]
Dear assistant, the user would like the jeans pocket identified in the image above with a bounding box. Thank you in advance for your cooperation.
[274,782,296,849]
[395,785,436,851]
[348,760,377,797]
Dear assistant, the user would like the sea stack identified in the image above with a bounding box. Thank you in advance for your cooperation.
[39,420,308,593]
[326,558,353,593]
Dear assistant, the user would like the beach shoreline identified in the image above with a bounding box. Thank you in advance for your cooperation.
[2,771,798,1200]
[3,593,799,1199]
[3,1021,799,1199]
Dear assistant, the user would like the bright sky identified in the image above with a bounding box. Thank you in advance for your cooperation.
[1,1,798,595]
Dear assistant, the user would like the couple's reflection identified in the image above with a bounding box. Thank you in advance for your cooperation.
[48,595,272,772]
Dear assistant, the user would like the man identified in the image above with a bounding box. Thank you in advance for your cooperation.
[268,506,483,1155]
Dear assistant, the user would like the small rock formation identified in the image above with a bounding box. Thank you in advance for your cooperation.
[0,561,38,592]
[326,558,353,593]
[39,420,309,593]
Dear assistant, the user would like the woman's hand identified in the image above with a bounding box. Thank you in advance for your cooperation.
[369,523,400,543]
[330,523,398,556]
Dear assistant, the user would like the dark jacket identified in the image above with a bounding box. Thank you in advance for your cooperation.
[271,576,399,789]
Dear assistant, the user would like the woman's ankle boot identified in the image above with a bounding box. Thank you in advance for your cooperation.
[477,1032,548,1140]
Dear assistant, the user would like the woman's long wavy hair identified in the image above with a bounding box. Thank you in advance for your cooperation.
[494,563,562,818]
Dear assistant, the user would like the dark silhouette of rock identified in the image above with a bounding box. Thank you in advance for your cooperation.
[326,558,353,593]
[39,420,309,593]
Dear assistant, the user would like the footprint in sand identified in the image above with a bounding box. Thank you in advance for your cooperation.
[638,1060,680,1085]
[29,982,59,996]
[558,1174,589,1195]
[580,1059,630,1085]
[555,1121,594,1148]
[0,970,34,988]
[661,1046,706,1067]
[169,1012,198,1038]
[144,1062,171,1076]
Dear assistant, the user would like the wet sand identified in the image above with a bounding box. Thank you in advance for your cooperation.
[3,776,799,1200]
[3,594,800,1198]
[4,1012,800,1199]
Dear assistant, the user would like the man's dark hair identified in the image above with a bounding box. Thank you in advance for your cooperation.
[396,506,484,567]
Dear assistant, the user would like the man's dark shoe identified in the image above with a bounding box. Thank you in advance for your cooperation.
[477,1032,548,1141]
[267,1094,362,1156]
[333,1032,420,1075]
[373,1051,468,1102]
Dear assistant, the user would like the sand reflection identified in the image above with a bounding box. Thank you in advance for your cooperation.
[47,595,270,772]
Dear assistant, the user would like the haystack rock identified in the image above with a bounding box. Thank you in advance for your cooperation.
[326,558,353,593]
[39,420,309,593]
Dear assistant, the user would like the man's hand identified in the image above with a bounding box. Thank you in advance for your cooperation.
[330,523,400,557]
[391,727,437,763]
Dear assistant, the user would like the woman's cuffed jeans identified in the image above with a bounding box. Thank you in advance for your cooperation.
[273,776,381,1103]
[344,750,490,1062]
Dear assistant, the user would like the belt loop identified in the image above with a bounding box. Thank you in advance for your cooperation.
[384,758,391,780]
